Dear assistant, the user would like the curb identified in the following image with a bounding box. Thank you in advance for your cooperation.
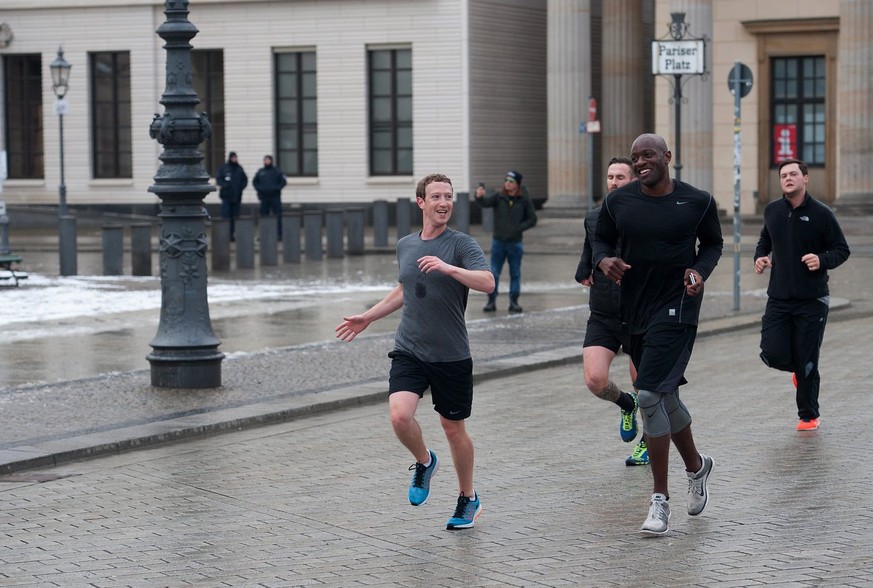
[0,299,849,476]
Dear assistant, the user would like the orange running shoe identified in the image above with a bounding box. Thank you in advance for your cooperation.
[796,418,820,431]
[792,372,798,388]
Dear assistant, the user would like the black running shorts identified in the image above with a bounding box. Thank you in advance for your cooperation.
[583,312,631,354]
[628,322,696,393]
[388,351,473,420]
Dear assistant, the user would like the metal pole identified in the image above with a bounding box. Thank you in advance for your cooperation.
[732,61,742,312]
[58,112,67,216]
[587,132,594,212]
[673,74,682,181]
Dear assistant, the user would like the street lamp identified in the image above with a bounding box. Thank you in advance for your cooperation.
[49,46,77,276]
[49,47,71,216]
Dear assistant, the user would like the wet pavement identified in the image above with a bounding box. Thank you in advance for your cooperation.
[0,213,871,585]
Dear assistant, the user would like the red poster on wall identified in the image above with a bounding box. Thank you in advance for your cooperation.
[773,124,797,163]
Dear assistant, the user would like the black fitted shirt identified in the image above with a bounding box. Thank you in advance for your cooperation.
[593,179,723,333]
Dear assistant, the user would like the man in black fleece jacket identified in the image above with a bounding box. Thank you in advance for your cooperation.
[754,158,850,432]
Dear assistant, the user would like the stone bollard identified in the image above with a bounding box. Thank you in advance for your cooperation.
[210,219,231,272]
[325,209,344,259]
[59,215,78,277]
[396,197,412,240]
[481,207,494,232]
[304,210,323,261]
[236,217,256,269]
[346,208,365,255]
[102,225,124,276]
[131,224,154,276]
[259,215,278,266]
[451,191,470,234]
[373,199,389,247]
[283,211,301,263]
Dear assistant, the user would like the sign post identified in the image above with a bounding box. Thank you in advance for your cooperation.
[728,61,753,312]
[580,97,601,212]
[585,96,600,212]
[650,13,707,181]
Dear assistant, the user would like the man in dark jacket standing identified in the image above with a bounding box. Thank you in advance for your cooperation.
[253,155,287,239]
[216,151,248,241]
[754,158,850,432]
[475,170,537,312]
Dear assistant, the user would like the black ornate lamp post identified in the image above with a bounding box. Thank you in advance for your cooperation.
[49,47,70,215]
[146,0,223,388]
[50,47,77,276]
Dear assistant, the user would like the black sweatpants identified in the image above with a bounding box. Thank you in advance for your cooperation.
[759,297,829,420]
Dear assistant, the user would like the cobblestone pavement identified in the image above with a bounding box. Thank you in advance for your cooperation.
[1,214,871,586]
[0,314,871,586]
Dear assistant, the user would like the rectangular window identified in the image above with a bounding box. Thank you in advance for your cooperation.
[90,51,132,178]
[771,56,825,166]
[368,48,412,176]
[3,54,44,179]
[191,49,225,177]
[274,50,317,176]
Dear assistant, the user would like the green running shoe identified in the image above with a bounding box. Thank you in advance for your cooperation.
[620,391,639,442]
[625,439,649,466]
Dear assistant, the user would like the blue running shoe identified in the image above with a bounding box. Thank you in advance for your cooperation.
[446,492,482,530]
[620,392,639,442]
[625,439,649,466]
[407,450,439,506]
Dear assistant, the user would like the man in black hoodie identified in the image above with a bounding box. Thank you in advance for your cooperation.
[253,155,287,239]
[754,158,850,432]
[216,151,248,240]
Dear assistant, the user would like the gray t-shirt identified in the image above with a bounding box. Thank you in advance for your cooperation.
[394,228,490,362]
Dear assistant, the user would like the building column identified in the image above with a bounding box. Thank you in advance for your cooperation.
[547,0,591,207]
[837,0,873,210]
[601,1,645,164]
[669,0,713,192]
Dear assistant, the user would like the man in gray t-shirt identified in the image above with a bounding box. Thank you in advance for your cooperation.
[336,173,494,530]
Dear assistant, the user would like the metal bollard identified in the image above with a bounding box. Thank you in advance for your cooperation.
[396,197,412,240]
[325,209,344,258]
[373,199,389,247]
[259,215,278,266]
[304,210,323,261]
[131,223,154,276]
[210,219,231,272]
[59,215,77,277]
[0,201,9,255]
[346,208,365,255]
[451,191,470,234]
[102,225,124,276]
[283,212,301,263]
[235,217,255,269]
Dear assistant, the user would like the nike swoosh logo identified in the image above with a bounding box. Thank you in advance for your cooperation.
[676,201,689,205]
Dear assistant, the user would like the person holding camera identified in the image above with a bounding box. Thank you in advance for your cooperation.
[475,170,537,313]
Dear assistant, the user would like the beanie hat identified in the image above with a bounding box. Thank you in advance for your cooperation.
[505,170,523,185]
[228,151,237,160]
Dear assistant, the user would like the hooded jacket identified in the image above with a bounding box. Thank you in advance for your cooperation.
[477,185,537,242]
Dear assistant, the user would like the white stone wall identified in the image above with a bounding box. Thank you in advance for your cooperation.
[0,0,468,207]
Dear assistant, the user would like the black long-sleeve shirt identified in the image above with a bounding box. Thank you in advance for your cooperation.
[575,206,621,317]
[593,180,723,333]
[754,193,850,300]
